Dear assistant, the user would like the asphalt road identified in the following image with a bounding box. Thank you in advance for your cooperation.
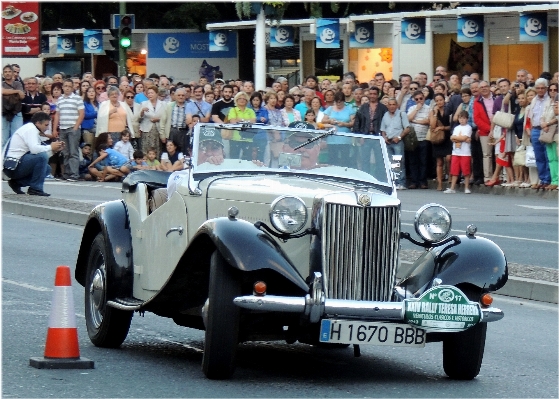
[2,214,558,398]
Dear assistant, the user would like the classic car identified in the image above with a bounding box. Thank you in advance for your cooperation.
[75,122,507,380]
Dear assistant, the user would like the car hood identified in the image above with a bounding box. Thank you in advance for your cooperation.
[204,175,360,204]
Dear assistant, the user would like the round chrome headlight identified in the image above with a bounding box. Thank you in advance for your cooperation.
[269,196,308,234]
[414,203,452,242]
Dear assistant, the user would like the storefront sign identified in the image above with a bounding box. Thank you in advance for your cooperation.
[147,33,237,58]
[520,13,547,42]
[316,19,340,49]
[349,22,374,48]
[401,18,425,44]
[404,285,482,332]
[83,29,103,54]
[457,16,484,43]
[1,1,40,56]
[270,26,294,47]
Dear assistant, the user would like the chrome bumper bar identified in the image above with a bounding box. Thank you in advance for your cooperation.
[233,272,504,324]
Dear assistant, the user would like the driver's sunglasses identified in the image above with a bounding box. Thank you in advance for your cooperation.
[288,136,318,149]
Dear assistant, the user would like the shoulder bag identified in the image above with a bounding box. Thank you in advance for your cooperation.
[400,112,418,151]
[2,137,21,171]
[429,118,445,145]
[538,106,557,144]
[493,100,514,129]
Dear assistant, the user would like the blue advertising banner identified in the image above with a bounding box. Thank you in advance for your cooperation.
[270,26,294,47]
[401,18,425,44]
[209,30,231,52]
[349,22,374,48]
[83,29,103,54]
[457,16,484,43]
[41,35,49,53]
[57,34,76,54]
[316,19,340,49]
[520,13,547,42]
[147,33,237,58]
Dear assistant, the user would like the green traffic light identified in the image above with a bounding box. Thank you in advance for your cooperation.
[120,37,131,48]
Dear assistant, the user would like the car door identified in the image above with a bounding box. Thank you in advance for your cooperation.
[135,192,189,293]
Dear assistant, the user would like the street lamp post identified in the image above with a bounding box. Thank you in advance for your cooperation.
[254,5,266,91]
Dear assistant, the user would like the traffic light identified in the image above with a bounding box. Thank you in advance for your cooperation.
[119,15,132,49]
[108,27,120,61]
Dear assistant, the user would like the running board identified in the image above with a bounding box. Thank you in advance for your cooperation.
[107,297,144,311]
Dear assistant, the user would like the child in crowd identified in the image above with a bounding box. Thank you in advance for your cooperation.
[130,150,149,171]
[89,143,131,181]
[445,111,472,194]
[113,130,134,160]
[145,147,162,170]
[39,102,55,143]
[78,143,93,180]
[304,109,318,128]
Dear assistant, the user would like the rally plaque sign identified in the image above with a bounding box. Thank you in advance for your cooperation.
[404,286,482,332]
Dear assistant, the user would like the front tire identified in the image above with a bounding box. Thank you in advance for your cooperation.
[442,287,487,380]
[85,233,133,348]
[202,251,241,379]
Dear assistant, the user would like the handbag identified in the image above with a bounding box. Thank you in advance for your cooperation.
[538,124,557,144]
[400,113,418,151]
[513,145,526,166]
[493,101,514,129]
[2,137,21,171]
[428,120,445,145]
[525,145,536,167]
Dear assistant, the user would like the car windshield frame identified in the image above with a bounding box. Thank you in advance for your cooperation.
[190,123,393,188]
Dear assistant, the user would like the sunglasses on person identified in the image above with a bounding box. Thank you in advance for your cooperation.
[96,86,106,91]
[549,88,558,92]
[414,96,424,101]
[125,95,134,99]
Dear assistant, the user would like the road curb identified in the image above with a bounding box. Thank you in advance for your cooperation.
[3,198,558,304]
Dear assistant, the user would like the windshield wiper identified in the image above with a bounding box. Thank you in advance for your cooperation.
[293,128,336,151]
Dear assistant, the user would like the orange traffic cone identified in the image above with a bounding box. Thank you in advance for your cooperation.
[30,265,94,369]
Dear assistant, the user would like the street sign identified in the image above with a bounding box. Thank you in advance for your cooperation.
[2,1,40,56]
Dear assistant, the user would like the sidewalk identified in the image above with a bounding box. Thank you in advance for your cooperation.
[2,190,558,304]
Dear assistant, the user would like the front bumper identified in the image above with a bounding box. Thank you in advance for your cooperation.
[233,272,504,324]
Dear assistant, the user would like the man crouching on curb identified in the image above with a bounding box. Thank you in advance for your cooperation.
[3,112,64,196]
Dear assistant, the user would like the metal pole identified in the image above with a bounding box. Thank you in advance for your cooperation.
[254,5,266,91]
[119,1,126,76]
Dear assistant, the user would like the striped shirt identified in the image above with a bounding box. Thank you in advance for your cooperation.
[56,93,84,129]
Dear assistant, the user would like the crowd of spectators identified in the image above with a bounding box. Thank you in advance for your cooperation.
[3,64,559,191]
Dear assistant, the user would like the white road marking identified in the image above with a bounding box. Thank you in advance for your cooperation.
[2,278,51,291]
[401,222,558,244]
[517,205,558,210]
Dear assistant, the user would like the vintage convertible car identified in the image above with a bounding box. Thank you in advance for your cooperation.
[75,122,507,380]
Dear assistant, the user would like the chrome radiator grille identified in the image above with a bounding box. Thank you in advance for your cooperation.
[322,203,400,302]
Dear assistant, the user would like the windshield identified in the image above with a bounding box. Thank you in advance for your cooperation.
[191,123,390,185]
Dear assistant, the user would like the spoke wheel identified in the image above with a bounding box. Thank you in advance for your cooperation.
[202,251,241,379]
[85,233,132,348]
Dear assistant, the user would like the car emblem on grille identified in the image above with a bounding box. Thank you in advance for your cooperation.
[358,194,371,206]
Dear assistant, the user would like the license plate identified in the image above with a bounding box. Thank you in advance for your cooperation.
[319,319,426,347]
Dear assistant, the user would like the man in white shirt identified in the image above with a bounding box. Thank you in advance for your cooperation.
[406,90,431,189]
[4,112,64,196]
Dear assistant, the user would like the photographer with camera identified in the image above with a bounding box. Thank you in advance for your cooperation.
[3,112,64,196]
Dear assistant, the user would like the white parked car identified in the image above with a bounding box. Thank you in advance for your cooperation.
[75,122,507,380]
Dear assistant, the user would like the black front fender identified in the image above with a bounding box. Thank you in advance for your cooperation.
[398,235,508,297]
[197,217,309,292]
[74,200,133,300]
